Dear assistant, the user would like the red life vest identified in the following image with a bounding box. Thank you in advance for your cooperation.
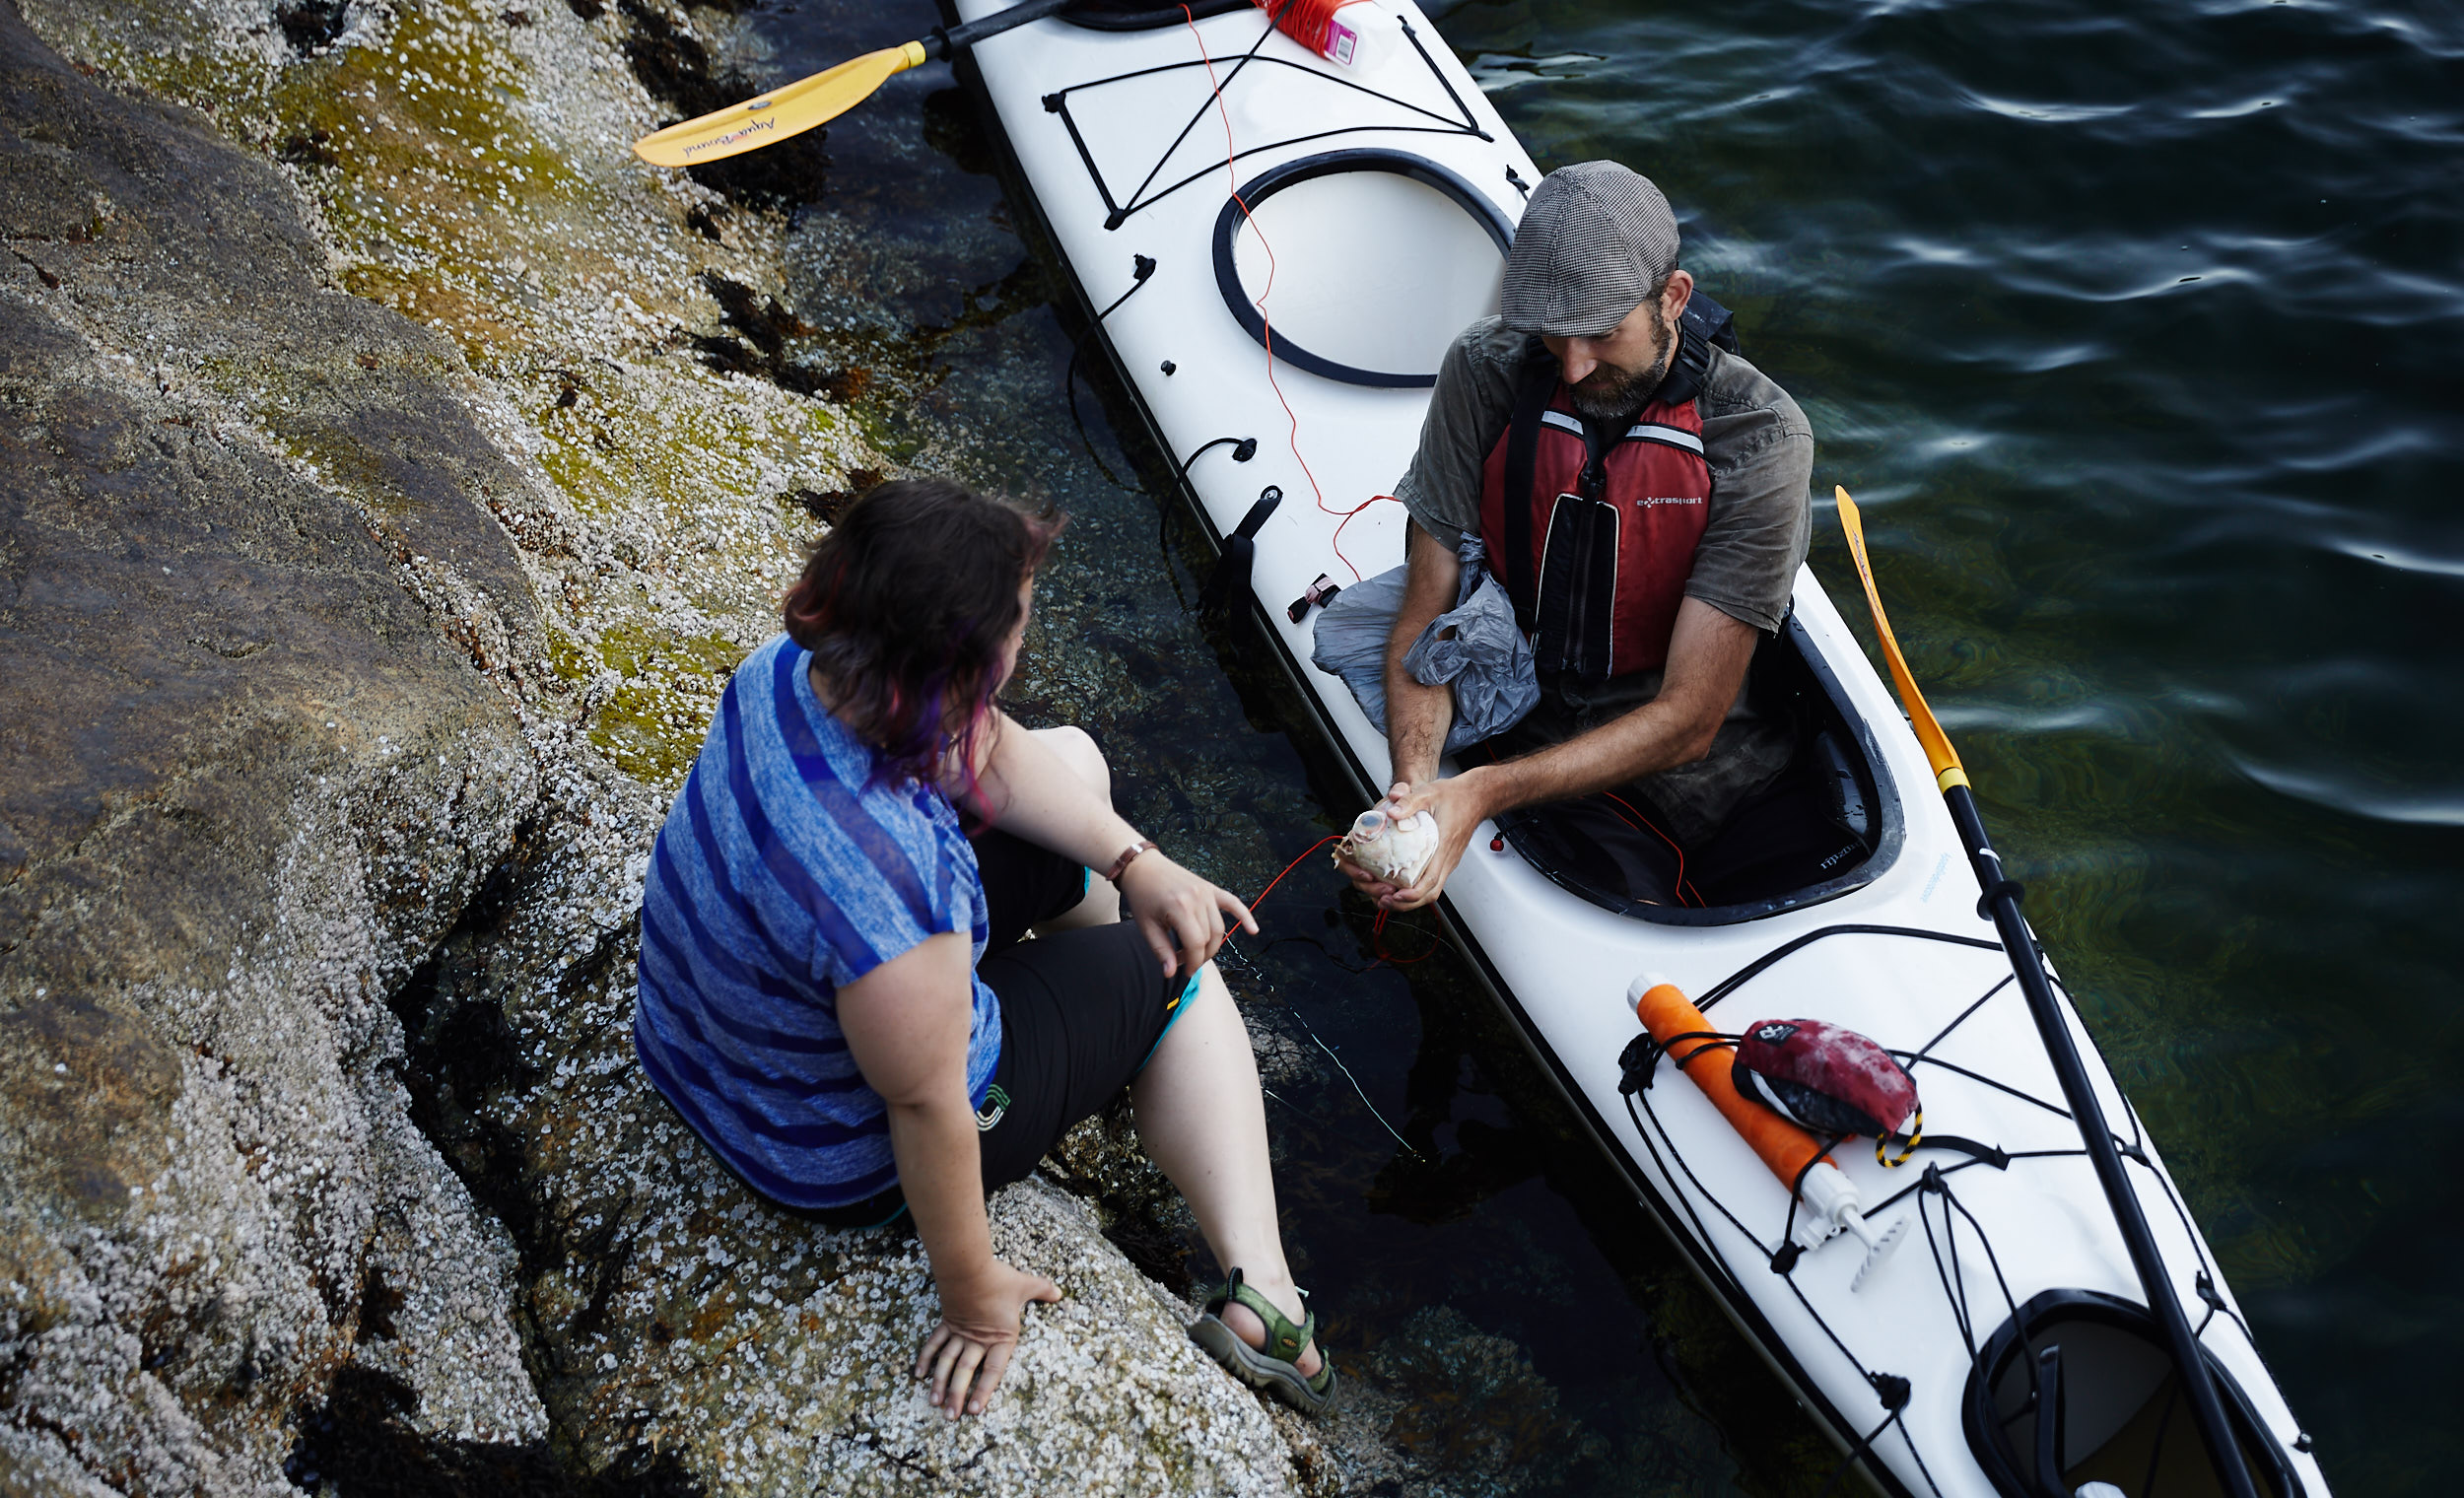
[1477,372,1711,681]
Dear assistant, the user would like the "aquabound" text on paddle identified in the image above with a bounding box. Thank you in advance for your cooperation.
[1836,485,2263,1498]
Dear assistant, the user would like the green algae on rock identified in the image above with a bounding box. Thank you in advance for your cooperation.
[1,0,1371,1489]
[15,0,881,804]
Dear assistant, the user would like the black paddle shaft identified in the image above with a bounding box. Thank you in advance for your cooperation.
[1944,783,2264,1498]
[933,0,1078,58]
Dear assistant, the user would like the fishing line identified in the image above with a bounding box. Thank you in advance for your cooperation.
[1305,1017,1416,1156]
[1214,939,1421,1159]
[1232,833,1459,1158]
[1215,830,1448,1159]
[1259,1083,1355,1142]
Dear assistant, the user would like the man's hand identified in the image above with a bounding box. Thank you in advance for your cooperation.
[917,1259,1063,1419]
[1335,775,1498,912]
[1118,852,1258,977]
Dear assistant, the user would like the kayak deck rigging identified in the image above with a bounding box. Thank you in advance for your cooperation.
[1038,8,1487,229]
[1618,923,2306,1496]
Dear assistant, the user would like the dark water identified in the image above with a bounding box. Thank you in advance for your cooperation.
[715,0,2462,1491]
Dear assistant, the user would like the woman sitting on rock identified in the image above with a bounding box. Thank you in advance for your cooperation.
[632,477,1335,1419]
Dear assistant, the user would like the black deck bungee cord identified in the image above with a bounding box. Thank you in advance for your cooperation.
[1178,435,1259,477]
[1152,437,1259,610]
[1692,923,2003,1014]
[1038,5,1487,230]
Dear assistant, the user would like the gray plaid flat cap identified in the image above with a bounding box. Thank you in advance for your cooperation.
[1500,163,1680,338]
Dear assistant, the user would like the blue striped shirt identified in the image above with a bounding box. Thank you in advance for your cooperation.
[632,635,1000,1209]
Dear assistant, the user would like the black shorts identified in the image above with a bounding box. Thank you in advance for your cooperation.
[790,830,1197,1229]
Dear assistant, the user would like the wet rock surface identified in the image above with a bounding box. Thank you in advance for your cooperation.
[374,741,1314,1496]
[2,1,550,1486]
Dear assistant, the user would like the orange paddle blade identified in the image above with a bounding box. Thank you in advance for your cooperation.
[1834,486,1968,793]
[632,40,927,168]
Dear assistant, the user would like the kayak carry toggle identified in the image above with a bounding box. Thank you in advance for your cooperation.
[1627,976,1909,1292]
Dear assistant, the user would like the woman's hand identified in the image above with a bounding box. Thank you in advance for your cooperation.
[842,935,1059,1419]
[916,1258,1063,1419]
[1118,852,1258,976]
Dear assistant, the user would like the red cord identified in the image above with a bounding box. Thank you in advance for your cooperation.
[1600,789,1702,908]
[1189,5,1443,960]
[1369,907,1439,964]
[1250,834,1340,911]
[1184,6,1398,582]
[1245,830,1440,966]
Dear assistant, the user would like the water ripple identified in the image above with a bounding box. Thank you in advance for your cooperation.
[1365,0,2464,1484]
[2324,537,2464,579]
[2227,756,2464,828]
[1958,91,2141,123]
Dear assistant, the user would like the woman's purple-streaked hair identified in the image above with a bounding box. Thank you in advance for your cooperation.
[783,476,1063,789]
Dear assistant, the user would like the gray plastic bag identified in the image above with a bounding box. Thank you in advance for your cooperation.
[1309,537,1538,754]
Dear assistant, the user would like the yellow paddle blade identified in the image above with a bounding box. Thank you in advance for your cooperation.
[1835,486,1969,793]
[632,40,927,168]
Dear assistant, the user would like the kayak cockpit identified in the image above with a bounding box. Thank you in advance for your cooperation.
[1966,1290,2310,1498]
[1493,610,1905,926]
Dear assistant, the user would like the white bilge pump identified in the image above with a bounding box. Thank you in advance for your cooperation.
[826,3,2333,1494]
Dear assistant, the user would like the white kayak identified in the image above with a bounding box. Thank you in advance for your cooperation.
[949,3,2327,1493]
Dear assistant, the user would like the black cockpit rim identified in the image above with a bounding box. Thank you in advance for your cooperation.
[1962,1288,2305,1498]
[1210,147,1516,388]
[1495,610,1908,926]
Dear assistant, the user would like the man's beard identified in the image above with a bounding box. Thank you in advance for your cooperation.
[1566,306,1676,424]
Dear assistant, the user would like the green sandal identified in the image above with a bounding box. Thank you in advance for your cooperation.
[1187,1267,1339,1416]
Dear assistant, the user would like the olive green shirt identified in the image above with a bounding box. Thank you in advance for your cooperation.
[1394,316,1814,635]
[1392,317,1817,845]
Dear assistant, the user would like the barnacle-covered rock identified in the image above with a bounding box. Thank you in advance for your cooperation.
[0,0,1330,1490]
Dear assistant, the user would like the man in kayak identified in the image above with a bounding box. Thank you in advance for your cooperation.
[1343,161,1814,910]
